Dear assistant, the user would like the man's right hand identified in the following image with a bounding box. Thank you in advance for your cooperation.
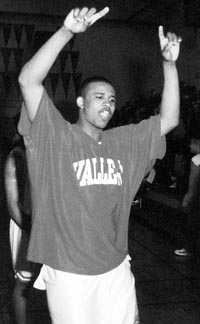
[64,7,109,34]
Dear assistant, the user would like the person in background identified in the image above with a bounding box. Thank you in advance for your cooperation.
[4,136,35,324]
[17,6,181,324]
[175,138,200,257]
[132,168,156,208]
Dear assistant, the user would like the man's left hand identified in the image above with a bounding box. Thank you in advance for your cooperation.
[159,26,182,62]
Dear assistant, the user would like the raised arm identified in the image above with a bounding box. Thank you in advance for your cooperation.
[158,26,182,136]
[18,6,109,121]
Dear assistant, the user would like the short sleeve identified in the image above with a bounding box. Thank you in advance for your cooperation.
[106,115,166,195]
[18,90,68,151]
[147,115,166,161]
[18,90,64,135]
[135,115,166,174]
[109,115,166,163]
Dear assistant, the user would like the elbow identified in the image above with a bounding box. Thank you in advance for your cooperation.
[171,117,179,130]
[161,115,179,136]
[18,65,31,88]
[18,63,40,89]
[167,118,179,133]
[168,107,180,129]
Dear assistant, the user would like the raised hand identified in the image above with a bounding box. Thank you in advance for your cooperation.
[64,7,109,34]
[159,26,182,62]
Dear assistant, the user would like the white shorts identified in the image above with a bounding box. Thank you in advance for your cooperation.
[34,256,140,324]
[9,219,33,283]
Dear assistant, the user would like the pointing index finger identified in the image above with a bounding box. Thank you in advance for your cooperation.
[89,7,109,26]
[158,25,165,40]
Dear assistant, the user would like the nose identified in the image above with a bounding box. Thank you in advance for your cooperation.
[103,99,111,108]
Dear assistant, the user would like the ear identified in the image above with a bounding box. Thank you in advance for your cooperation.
[76,96,85,109]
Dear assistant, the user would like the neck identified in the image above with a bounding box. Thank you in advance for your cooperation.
[76,120,103,141]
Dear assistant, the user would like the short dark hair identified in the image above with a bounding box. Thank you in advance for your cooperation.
[78,76,114,97]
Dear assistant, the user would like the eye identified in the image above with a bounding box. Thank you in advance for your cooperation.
[96,95,103,99]
[110,98,116,103]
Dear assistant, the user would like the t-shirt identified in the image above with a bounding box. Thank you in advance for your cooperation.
[18,90,166,275]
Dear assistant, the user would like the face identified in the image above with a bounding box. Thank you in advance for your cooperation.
[77,81,116,131]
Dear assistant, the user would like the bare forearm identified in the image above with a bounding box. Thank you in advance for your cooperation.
[8,202,23,228]
[8,203,31,233]
[160,61,180,135]
[19,26,73,86]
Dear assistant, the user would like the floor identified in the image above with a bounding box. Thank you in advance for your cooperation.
[129,204,200,324]
[1,190,200,324]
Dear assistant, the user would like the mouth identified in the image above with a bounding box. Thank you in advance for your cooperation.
[99,108,112,121]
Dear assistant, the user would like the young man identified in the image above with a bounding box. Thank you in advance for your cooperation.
[18,6,181,324]
[4,142,33,324]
